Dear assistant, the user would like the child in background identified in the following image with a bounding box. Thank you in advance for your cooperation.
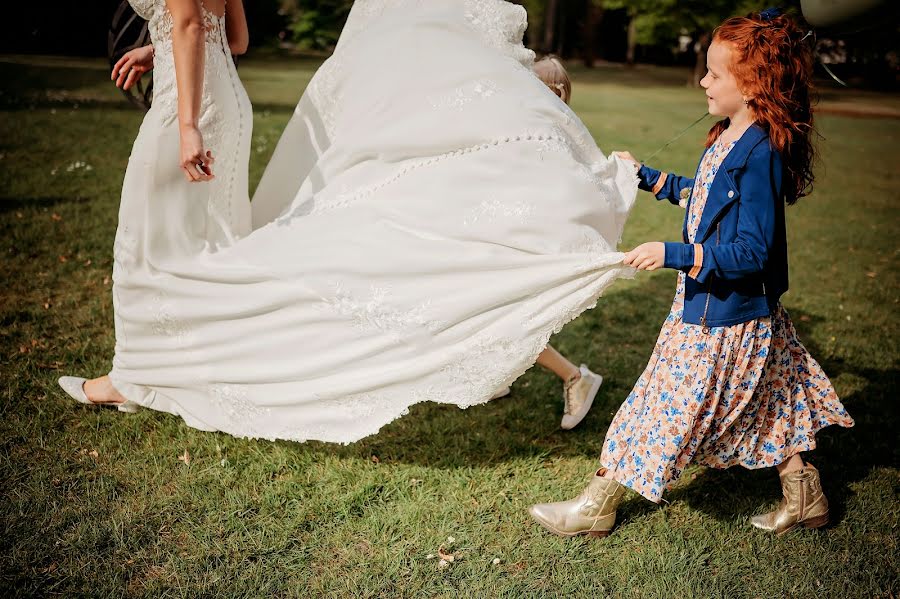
[496,56,601,432]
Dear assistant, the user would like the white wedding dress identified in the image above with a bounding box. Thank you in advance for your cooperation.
[108,0,638,444]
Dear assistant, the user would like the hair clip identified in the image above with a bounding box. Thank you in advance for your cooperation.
[760,7,782,21]
[800,30,814,42]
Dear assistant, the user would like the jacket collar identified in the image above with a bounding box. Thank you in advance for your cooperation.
[685,123,770,244]
[721,123,768,171]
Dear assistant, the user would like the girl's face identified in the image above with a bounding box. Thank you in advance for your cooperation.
[700,41,748,120]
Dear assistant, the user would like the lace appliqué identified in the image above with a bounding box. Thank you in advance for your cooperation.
[154,3,225,47]
[112,225,138,274]
[307,51,344,139]
[209,383,272,437]
[127,0,156,20]
[318,283,445,343]
[428,80,499,111]
[562,229,614,256]
[150,293,190,345]
[463,0,535,67]
[441,334,545,408]
[464,197,534,226]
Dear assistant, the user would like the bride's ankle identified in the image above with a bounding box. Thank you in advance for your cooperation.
[84,376,125,404]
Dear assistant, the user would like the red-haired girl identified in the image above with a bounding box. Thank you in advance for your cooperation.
[528,8,853,538]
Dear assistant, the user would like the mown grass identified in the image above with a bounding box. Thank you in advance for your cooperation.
[1,55,898,598]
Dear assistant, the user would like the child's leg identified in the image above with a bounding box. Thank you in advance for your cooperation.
[536,344,580,382]
[776,453,805,475]
[537,345,604,430]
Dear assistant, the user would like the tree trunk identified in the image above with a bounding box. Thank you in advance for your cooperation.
[625,13,637,66]
[582,1,604,68]
[691,32,711,87]
[543,0,559,54]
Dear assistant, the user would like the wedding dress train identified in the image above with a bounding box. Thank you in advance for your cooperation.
[107,0,638,443]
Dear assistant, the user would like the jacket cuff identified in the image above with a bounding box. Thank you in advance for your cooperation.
[637,164,659,193]
[663,242,695,271]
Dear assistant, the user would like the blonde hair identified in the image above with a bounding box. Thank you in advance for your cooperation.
[533,56,571,104]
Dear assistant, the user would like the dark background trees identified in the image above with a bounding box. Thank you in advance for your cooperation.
[3,0,897,88]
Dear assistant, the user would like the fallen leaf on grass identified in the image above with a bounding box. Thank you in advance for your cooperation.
[370,455,380,464]
[866,271,876,278]
[58,255,67,263]
[51,213,62,221]
[437,545,455,562]
[178,449,191,465]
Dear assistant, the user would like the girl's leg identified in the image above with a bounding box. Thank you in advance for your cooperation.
[536,344,580,382]
[775,453,805,475]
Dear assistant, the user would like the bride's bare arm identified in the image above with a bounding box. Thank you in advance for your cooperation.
[225,0,249,55]
[166,0,214,182]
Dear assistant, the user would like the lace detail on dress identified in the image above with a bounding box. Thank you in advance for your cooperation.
[464,197,535,226]
[318,283,446,343]
[154,3,226,48]
[209,383,272,436]
[151,292,191,344]
[442,335,545,408]
[561,229,614,256]
[463,0,535,67]
[112,224,138,273]
[428,80,498,111]
[306,51,344,138]
[329,392,409,420]
[128,0,156,20]
[135,0,249,243]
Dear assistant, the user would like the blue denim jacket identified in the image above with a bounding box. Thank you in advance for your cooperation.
[637,124,788,327]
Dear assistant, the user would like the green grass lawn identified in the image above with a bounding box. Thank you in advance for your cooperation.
[1,54,898,598]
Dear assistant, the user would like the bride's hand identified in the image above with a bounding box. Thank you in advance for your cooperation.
[624,242,665,271]
[612,151,641,170]
[179,126,215,183]
[112,45,154,91]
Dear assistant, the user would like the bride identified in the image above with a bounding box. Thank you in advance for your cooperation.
[60,0,638,444]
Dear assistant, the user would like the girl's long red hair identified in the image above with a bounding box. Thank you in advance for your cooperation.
[706,11,817,204]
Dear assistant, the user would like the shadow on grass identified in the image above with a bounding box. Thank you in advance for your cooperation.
[669,356,897,525]
[0,196,93,214]
[286,272,895,526]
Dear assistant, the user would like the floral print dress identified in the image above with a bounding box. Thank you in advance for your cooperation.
[599,138,854,503]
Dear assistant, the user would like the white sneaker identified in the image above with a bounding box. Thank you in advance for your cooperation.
[560,365,602,430]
